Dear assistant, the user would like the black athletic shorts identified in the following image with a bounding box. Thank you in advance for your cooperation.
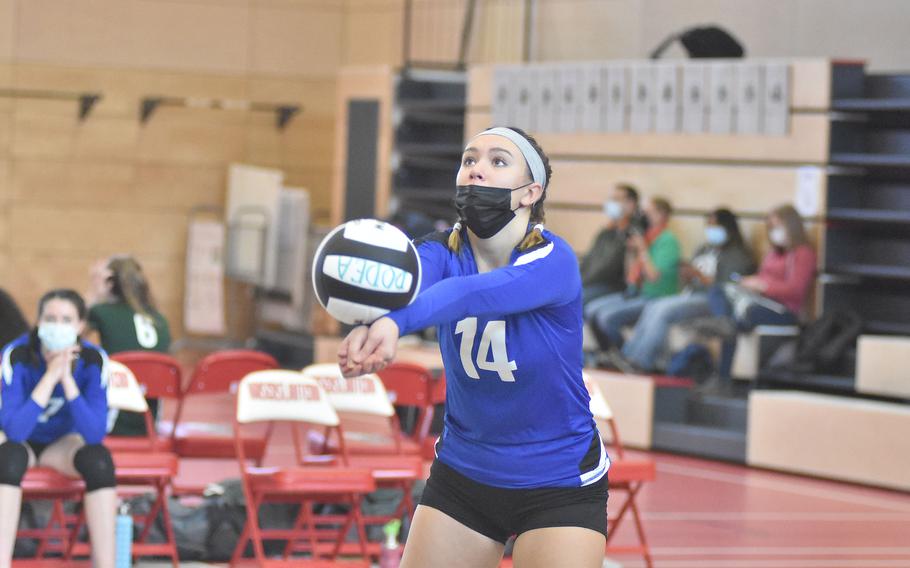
[25,440,51,460]
[420,459,608,544]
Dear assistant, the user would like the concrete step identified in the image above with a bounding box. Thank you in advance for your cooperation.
[652,422,747,463]
[686,394,749,431]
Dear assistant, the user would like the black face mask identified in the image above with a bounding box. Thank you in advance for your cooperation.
[455,182,531,239]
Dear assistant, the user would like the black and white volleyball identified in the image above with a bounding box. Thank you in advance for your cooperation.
[312,219,421,325]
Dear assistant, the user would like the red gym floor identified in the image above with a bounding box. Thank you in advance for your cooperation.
[15,451,910,567]
[611,450,910,568]
[16,388,910,567]
[166,392,910,567]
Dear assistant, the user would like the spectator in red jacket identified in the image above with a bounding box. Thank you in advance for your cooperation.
[700,204,816,382]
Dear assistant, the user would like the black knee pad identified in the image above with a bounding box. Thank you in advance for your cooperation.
[0,441,29,487]
[73,444,116,492]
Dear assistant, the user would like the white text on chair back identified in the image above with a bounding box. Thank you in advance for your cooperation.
[107,360,150,413]
[302,364,396,417]
[582,372,614,420]
[236,370,340,426]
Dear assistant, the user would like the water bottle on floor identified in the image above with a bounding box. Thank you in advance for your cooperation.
[115,502,133,568]
[379,519,403,568]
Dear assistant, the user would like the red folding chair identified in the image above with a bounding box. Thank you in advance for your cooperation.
[421,370,446,460]
[106,351,183,453]
[231,370,375,567]
[583,373,655,568]
[172,350,279,466]
[66,360,180,567]
[303,364,423,556]
[18,468,84,558]
[374,362,440,455]
[304,363,412,454]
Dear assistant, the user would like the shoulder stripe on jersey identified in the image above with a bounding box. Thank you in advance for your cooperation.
[513,242,554,267]
[99,349,110,388]
[1,345,13,386]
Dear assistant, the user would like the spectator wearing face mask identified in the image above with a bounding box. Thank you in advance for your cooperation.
[700,204,817,382]
[617,208,755,372]
[0,289,117,568]
[579,184,640,307]
[585,196,681,353]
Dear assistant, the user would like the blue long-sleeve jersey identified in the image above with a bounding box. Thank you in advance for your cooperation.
[1,334,109,445]
[386,229,609,489]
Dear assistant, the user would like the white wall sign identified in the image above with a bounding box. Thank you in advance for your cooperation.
[185,220,227,335]
[795,166,823,217]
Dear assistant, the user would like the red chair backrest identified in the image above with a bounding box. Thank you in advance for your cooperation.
[428,372,446,405]
[376,362,432,407]
[112,351,183,400]
[234,370,343,466]
[184,350,279,396]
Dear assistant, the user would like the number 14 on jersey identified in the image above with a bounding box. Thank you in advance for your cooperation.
[454,317,517,382]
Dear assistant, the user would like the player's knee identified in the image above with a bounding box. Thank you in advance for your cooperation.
[0,441,29,487]
[73,444,116,492]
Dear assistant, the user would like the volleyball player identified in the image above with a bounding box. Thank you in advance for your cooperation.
[0,289,116,568]
[340,126,608,568]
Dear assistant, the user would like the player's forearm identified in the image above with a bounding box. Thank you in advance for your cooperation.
[388,262,569,336]
[30,372,60,406]
[67,397,107,444]
[60,374,81,401]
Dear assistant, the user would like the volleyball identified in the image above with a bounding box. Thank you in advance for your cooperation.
[312,219,421,325]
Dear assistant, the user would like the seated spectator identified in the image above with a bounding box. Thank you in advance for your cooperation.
[698,204,816,384]
[87,255,171,436]
[0,289,116,568]
[580,183,640,306]
[619,208,756,372]
[586,197,681,354]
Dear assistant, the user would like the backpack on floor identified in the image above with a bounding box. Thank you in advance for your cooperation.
[768,309,864,375]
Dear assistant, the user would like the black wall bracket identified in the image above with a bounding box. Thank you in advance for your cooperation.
[0,89,102,121]
[140,96,301,130]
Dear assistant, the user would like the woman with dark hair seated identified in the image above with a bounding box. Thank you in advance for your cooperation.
[0,289,116,568]
[618,208,755,372]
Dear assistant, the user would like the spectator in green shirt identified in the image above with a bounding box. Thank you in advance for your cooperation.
[585,197,681,353]
[86,255,171,436]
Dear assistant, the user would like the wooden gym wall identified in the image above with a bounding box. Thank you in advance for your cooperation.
[0,1,344,338]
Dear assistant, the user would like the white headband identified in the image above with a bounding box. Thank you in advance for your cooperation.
[470,127,547,190]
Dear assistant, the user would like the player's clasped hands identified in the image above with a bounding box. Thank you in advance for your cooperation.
[338,317,400,378]
[46,346,80,383]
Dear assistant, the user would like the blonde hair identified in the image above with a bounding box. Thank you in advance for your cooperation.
[107,256,157,318]
[448,127,551,254]
[770,204,809,249]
